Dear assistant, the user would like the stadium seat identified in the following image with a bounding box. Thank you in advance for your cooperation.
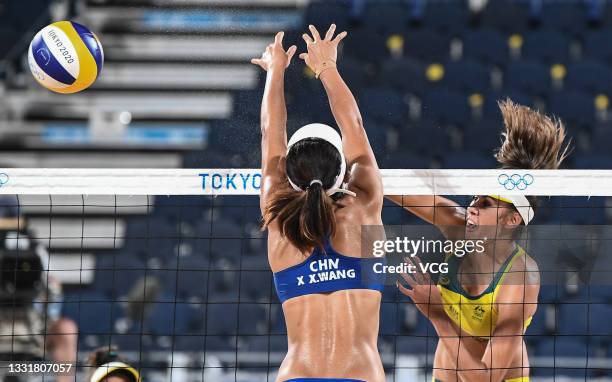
[379,57,427,94]
[239,270,274,303]
[557,301,589,335]
[420,1,469,35]
[174,239,212,264]
[382,150,432,169]
[461,118,502,152]
[399,119,452,156]
[238,304,268,335]
[442,59,492,93]
[478,0,530,33]
[522,30,571,64]
[583,29,612,63]
[94,256,147,297]
[111,334,145,352]
[147,299,205,335]
[343,27,389,63]
[395,335,436,355]
[421,89,471,126]
[359,87,407,125]
[304,1,351,32]
[539,285,563,304]
[208,279,240,303]
[206,303,239,335]
[538,2,588,35]
[245,335,288,352]
[548,91,595,128]
[362,2,409,34]
[209,219,243,239]
[62,292,125,335]
[174,335,205,351]
[573,153,612,169]
[403,29,451,63]
[359,117,386,145]
[558,196,606,224]
[379,302,402,335]
[441,151,497,169]
[565,59,612,94]
[338,57,370,93]
[175,268,209,302]
[462,29,508,66]
[240,255,269,274]
[591,128,612,154]
[534,337,595,377]
[204,336,235,351]
[588,304,612,335]
[504,60,550,96]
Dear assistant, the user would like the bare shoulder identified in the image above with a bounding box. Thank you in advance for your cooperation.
[497,250,540,306]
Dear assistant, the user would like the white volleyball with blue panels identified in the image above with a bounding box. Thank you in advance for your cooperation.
[28,21,104,94]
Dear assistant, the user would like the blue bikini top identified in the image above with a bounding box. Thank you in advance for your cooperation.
[273,239,386,303]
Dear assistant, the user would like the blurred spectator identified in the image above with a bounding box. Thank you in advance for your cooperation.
[0,196,77,382]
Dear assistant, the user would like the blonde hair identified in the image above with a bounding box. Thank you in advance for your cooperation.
[495,99,571,170]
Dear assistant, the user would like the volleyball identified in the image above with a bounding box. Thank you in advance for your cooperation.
[27,21,103,94]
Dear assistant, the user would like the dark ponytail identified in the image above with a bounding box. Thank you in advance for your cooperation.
[262,138,341,253]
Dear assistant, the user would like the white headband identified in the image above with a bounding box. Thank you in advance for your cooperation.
[287,123,355,197]
[90,361,140,382]
[489,195,535,225]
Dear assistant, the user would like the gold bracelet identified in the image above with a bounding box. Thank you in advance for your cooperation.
[315,60,337,79]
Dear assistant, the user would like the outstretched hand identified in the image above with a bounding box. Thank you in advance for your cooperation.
[251,31,297,72]
[397,256,445,320]
[299,24,347,78]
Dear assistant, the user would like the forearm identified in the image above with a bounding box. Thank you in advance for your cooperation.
[261,68,287,137]
[319,68,363,134]
[387,195,463,227]
[430,317,498,382]
[387,195,437,223]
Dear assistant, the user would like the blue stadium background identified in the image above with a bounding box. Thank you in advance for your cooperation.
[1,0,612,380]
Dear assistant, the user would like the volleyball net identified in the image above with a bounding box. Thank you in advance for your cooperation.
[0,168,610,381]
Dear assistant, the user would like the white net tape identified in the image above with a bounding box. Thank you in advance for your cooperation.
[0,168,611,195]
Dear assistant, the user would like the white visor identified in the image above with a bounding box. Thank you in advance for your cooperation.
[489,194,535,225]
[286,123,354,196]
[90,361,140,382]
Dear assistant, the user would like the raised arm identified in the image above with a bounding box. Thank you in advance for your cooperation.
[251,31,297,214]
[300,25,382,203]
[387,195,466,228]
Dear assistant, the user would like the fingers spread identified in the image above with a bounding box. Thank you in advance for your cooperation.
[308,24,321,41]
[397,281,414,298]
[332,31,348,44]
[400,270,416,287]
[325,24,336,40]
[406,256,425,284]
[302,33,313,45]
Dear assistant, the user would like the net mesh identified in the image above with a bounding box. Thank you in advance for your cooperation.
[0,169,610,381]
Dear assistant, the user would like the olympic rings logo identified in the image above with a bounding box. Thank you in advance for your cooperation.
[498,173,534,190]
[0,173,8,187]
